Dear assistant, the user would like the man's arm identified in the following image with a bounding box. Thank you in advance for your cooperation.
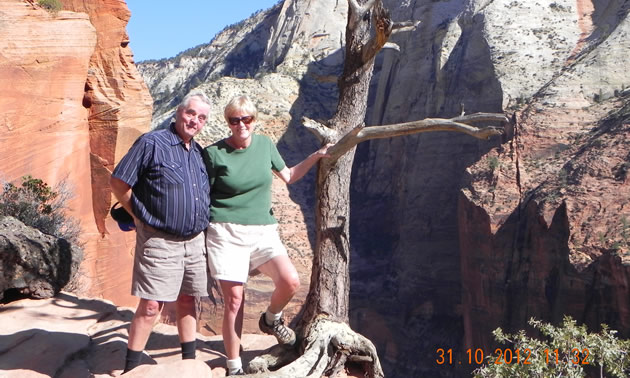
[110,176,137,223]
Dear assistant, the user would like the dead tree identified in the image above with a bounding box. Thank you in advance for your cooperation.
[249,0,507,376]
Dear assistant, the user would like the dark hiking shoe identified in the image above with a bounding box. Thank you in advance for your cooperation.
[258,313,296,346]
[227,368,244,376]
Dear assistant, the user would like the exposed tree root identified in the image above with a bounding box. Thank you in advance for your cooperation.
[247,317,383,377]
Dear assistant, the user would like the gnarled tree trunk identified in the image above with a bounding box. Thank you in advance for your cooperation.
[248,1,507,376]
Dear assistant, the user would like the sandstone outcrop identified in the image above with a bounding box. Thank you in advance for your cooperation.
[60,0,153,308]
[459,43,630,359]
[0,0,152,308]
[0,217,82,301]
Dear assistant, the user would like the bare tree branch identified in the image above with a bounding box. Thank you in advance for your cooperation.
[302,117,338,143]
[361,0,392,63]
[452,112,510,124]
[391,20,421,35]
[322,124,363,158]
[383,42,400,51]
[358,117,507,140]
[359,1,420,63]
[348,0,377,28]
[308,113,509,160]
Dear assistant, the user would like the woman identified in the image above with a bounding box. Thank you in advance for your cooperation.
[203,95,330,376]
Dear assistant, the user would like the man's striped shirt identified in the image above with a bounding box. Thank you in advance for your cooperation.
[112,125,210,236]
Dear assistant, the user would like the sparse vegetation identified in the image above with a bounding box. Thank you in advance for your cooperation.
[488,156,500,173]
[38,0,62,14]
[593,88,604,103]
[610,216,630,253]
[474,316,630,378]
[0,175,81,244]
[598,232,607,246]
[558,167,569,187]
[549,2,569,12]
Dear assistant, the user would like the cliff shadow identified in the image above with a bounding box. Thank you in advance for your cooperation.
[276,48,345,251]
[348,10,506,378]
[589,0,630,43]
[274,5,510,378]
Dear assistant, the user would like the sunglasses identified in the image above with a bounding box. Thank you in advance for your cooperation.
[228,116,254,126]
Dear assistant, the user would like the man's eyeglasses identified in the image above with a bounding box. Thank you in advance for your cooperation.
[228,116,254,126]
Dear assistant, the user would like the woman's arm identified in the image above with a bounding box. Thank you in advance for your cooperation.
[274,144,332,185]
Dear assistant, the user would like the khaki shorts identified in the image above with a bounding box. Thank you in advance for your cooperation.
[131,222,208,301]
[206,222,287,283]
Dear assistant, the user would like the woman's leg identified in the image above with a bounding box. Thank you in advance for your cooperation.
[256,255,299,345]
[257,255,300,313]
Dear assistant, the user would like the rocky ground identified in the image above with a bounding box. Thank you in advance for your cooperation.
[0,292,363,377]
[0,292,275,377]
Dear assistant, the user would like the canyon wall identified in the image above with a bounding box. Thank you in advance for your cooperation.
[0,0,152,308]
[350,0,630,376]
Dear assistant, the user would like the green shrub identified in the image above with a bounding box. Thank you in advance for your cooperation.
[488,156,500,172]
[474,316,630,377]
[0,175,81,244]
[38,0,62,14]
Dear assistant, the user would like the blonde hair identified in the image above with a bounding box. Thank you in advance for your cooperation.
[224,95,258,122]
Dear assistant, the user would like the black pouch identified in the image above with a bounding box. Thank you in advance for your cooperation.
[110,202,134,224]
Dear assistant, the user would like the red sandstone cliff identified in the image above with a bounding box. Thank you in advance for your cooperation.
[0,0,152,307]
[459,9,630,358]
[459,92,630,355]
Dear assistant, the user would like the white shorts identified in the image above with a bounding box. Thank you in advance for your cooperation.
[206,222,287,283]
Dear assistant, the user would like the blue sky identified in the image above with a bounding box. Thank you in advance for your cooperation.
[126,1,280,62]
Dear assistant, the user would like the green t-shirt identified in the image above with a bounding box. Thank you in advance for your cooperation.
[203,134,286,225]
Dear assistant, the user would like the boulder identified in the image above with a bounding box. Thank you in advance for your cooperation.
[0,217,82,301]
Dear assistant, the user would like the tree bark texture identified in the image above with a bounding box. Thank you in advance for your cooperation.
[298,0,381,329]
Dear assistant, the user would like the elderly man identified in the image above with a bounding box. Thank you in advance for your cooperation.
[110,91,212,373]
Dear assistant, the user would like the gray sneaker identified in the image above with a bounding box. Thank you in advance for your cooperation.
[258,313,296,346]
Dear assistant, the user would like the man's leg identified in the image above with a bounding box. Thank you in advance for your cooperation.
[124,299,164,373]
[178,229,209,360]
[220,280,245,374]
[176,294,197,359]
